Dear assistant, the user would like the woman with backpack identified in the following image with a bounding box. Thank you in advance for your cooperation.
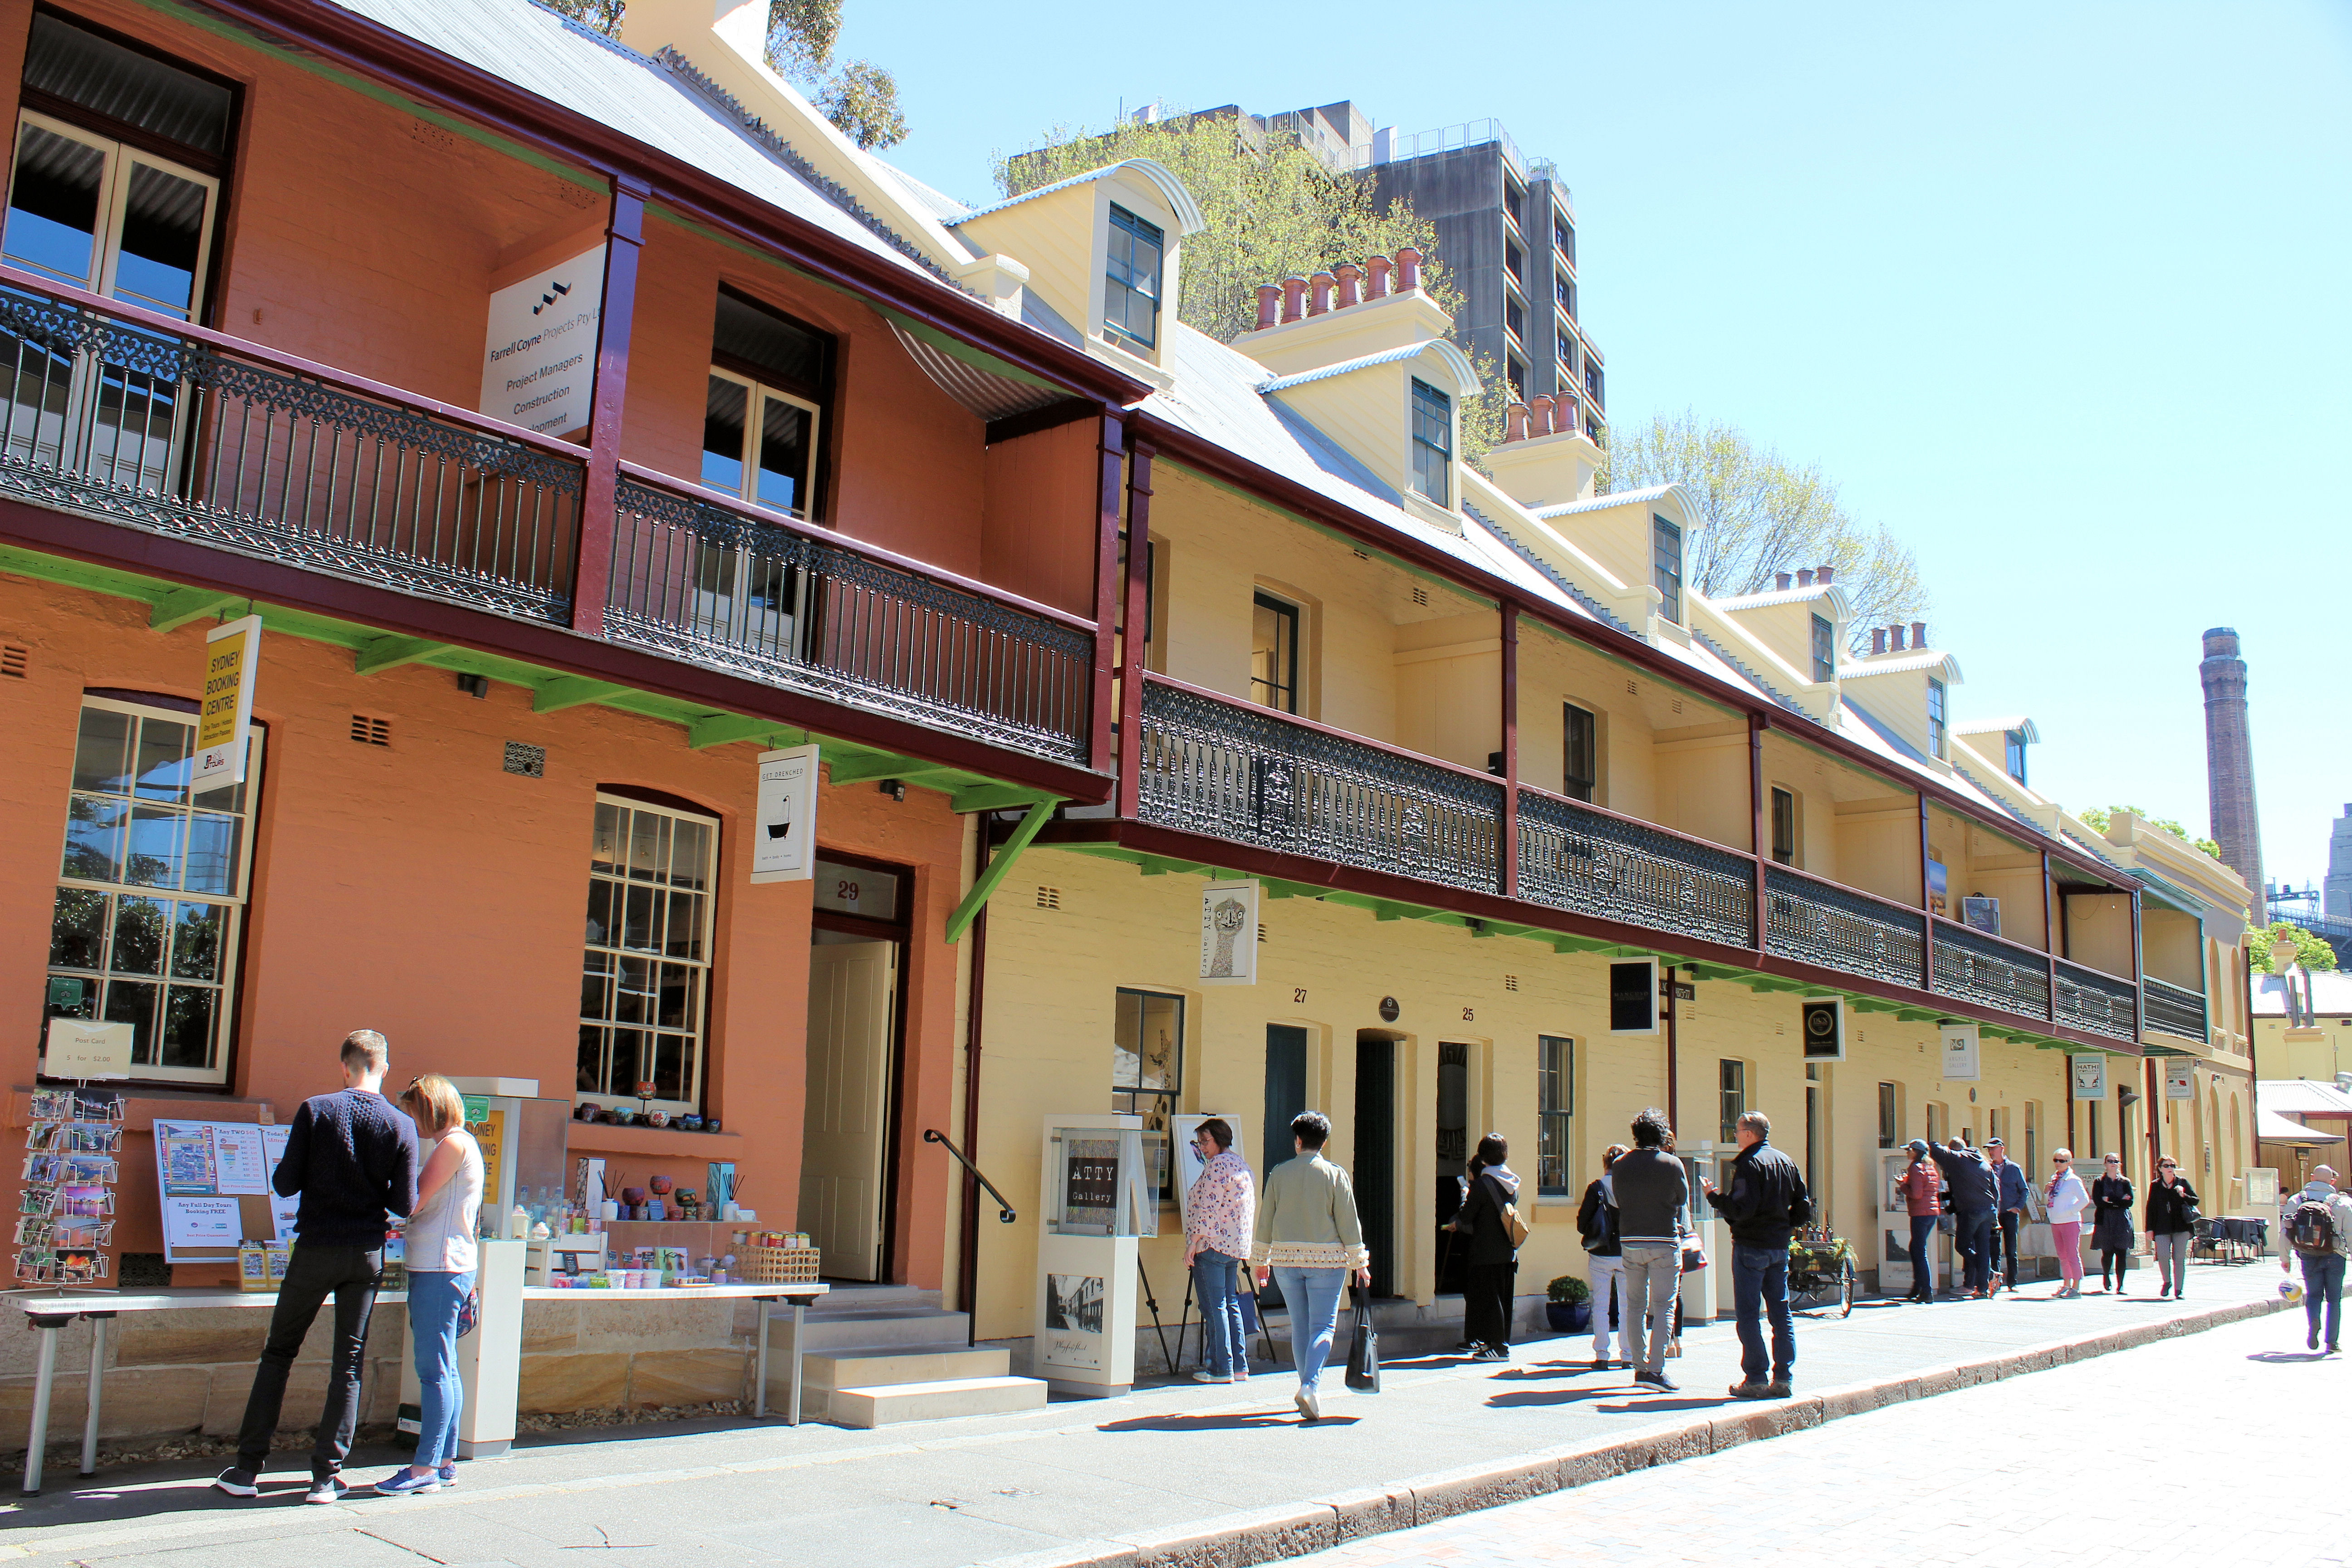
[1576,1145,1628,1370]
[1450,1134,1524,1362]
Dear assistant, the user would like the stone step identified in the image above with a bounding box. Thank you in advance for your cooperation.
[804,1283,941,1316]
[804,1345,1010,1391]
[774,1307,973,1352]
[823,1375,1048,1429]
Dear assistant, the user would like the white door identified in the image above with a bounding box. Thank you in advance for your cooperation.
[800,940,895,1281]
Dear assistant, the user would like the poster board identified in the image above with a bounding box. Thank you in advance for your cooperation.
[1938,1023,1981,1082]
[750,745,819,883]
[1198,881,1259,985]
[152,1120,295,1263]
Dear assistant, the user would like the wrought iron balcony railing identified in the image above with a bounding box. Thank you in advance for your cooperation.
[0,269,1100,769]
[1135,675,1503,893]
[611,467,1094,761]
[2141,975,2208,1042]
[0,266,581,623]
[1766,866,1927,990]
[2055,958,2139,1042]
[1518,785,1754,950]
[1932,919,2054,1020]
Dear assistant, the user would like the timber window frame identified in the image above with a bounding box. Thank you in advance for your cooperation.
[1409,377,1452,507]
[1537,1034,1573,1196]
[1811,614,1835,683]
[1652,515,1683,624]
[1719,1058,1748,1146]
[1104,202,1163,350]
[1563,700,1598,804]
[578,795,718,1116]
[46,695,260,1086]
[1926,676,1949,760]
[1250,589,1301,715]
[1771,786,1798,865]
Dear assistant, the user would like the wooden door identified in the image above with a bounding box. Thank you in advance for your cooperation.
[800,940,895,1281]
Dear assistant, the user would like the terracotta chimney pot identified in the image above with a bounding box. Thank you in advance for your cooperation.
[1529,395,1556,438]
[1911,620,1928,648]
[1365,255,1392,299]
[1280,276,1307,324]
[1334,263,1362,309]
[1395,245,1423,293]
[1775,572,1793,591]
[1254,284,1281,331]
[1307,271,1336,316]
[1871,627,1887,656]
[1796,568,1815,588]
[1505,402,1529,443]
[1889,624,1906,652]
[1816,564,1834,585]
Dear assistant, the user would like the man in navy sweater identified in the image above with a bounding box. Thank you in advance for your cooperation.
[215,1030,418,1504]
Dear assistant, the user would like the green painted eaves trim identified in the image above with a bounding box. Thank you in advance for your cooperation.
[128,0,600,192]
[0,542,1049,806]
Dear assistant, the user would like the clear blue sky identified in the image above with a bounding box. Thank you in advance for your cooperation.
[849,0,2352,899]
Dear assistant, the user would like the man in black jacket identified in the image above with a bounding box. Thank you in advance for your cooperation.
[214,1030,418,1505]
[1927,1137,1997,1299]
[1703,1110,1808,1400]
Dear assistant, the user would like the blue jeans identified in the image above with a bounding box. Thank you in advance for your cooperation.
[1272,1266,1345,1394]
[1730,1243,1794,1385]
[1192,1250,1248,1377]
[2300,1252,2346,1349]
[408,1269,474,1468]
[1908,1215,1940,1299]
[1954,1209,1994,1294]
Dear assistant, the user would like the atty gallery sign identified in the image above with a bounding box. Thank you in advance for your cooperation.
[479,245,605,437]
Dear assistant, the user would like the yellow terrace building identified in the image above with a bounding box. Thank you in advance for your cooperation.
[909,160,2264,1360]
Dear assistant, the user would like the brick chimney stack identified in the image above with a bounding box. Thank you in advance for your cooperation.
[2200,627,2264,902]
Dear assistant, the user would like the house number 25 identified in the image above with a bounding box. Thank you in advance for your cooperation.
[1462,1007,1475,1021]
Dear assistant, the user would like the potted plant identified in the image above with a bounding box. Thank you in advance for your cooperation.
[1545,1274,1592,1334]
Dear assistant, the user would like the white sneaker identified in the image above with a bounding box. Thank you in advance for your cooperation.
[1190,1370,1232,1383]
[1294,1387,1321,1421]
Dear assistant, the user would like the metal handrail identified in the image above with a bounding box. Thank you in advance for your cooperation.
[924,1129,1017,1224]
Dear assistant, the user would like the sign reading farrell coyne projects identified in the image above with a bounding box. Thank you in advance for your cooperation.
[478,245,605,437]
[193,614,260,795]
[750,745,819,884]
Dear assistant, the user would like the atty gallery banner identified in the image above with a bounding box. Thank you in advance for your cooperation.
[479,245,605,437]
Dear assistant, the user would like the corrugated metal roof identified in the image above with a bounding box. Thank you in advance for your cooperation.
[1531,484,1679,519]
[1955,716,2039,741]
[951,158,1206,234]
[1838,651,1965,681]
[1714,583,1851,617]
[1259,339,1480,397]
[2255,972,2352,1017]
[885,323,1066,421]
[2260,1077,2352,1113]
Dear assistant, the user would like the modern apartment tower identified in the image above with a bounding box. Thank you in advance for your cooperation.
[2200,627,2264,905]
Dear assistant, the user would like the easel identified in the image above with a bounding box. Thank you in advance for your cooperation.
[1136,1259,1176,1375]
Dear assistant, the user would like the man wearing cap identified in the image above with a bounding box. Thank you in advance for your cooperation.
[1927,1135,1998,1299]
[1899,1140,1943,1303]
[1987,1137,2029,1293]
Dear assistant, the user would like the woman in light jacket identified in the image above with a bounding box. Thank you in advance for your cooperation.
[1251,1111,1369,1422]
[374,1075,483,1496]
[2043,1148,2091,1298]
[1181,1118,1255,1383]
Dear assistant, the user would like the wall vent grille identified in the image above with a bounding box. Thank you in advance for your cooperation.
[1036,886,1061,910]
[0,644,26,679]
[350,714,391,746]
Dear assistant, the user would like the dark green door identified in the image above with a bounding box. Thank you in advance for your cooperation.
[1263,1024,1308,1181]
[1354,1035,1395,1298]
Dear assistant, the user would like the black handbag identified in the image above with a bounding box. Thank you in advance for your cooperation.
[1345,1310,1381,1392]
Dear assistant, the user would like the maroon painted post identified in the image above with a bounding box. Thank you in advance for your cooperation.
[1918,793,1936,993]
[1499,602,1519,899]
[1089,412,1127,775]
[1749,713,1769,953]
[1115,440,1156,820]
[2042,850,2059,1018]
[570,173,648,636]
[2130,887,2145,1042]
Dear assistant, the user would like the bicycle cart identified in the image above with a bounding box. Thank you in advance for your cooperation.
[1788,1232,1857,1317]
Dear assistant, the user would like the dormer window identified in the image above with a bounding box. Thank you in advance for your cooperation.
[1811,613,1835,682]
[1652,514,1683,624]
[1927,676,1949,760]
[1410,378,1452,507]
[1104,203,1162,350]
[2005,728,2028,785]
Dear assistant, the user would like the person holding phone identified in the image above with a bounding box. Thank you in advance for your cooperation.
[1181,1119,1255,1384]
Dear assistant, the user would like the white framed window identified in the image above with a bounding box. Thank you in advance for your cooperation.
[46,696,260,1084]
[1537,1035,1573,1196]
[701,366,821,519]
[1104,203,1163,350]
[578,796,718,1114]
[1410,377,1452,507]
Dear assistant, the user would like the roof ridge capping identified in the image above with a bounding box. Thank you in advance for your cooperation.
[1257,338,1479,397]
[953,158,1207,234]
[1530,482,1691,521]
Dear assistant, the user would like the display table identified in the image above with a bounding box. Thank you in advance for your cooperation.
[8,1280,826,1495]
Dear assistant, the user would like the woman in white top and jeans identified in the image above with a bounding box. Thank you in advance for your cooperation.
[376,1075,483,1495]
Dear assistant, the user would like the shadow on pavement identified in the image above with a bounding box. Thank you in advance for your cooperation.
[2244,1350,2330,1365]
[1097,1411,1362,1432]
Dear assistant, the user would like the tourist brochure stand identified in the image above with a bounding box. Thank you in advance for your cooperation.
[152,1118,296,1268]
[1036,1115,1160,1398]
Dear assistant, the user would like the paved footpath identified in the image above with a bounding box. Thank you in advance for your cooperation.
[0,1264,2294,1566]
[1294,1303,2350,1568]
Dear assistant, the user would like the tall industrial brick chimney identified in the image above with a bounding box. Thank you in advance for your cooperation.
[2199,627,2264,907]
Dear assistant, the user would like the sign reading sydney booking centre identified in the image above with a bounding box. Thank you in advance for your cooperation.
[478,245,606,437]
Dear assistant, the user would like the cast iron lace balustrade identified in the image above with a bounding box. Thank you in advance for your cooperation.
[1764,866,1927,990]
[0,276,580,622]
[2141,975,2207,1041]
[1931,920,2054,1019]
[609,470,1093,761]
[1136,676,1503,893]
[2056,958,2139,1042]
[1517,785,1754,948]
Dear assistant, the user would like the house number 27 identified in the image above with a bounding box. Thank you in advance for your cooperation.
[1294,988,1308,1004]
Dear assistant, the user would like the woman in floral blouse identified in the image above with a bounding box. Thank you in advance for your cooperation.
[1183,1119,1256,1383]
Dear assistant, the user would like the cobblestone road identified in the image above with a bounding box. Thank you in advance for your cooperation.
[1296,1306,2349,1568]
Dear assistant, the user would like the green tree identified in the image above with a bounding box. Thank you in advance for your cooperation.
[1596,409,1927,648]
[2078,806,2223,861]
[540,0,906,150]
[997,114,1510,467]
[2252,921,2338,973]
